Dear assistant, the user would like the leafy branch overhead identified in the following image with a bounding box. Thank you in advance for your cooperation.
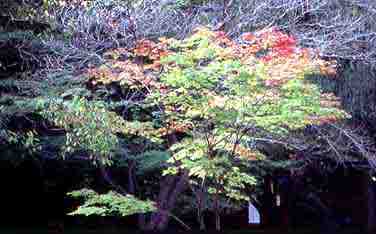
[40,97,128,165]
[67,189,156,217]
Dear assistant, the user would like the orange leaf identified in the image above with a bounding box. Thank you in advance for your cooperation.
[242,32,256,42]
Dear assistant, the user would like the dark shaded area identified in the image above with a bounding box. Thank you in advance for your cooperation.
[309,60,376,135]
[0,157,106,228]
[0,40,27,78]
[0,38,45,79]
[0,15,49,34]
[0,159,45,226]
[0,156,373,233]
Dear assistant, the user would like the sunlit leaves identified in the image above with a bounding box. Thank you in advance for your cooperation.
[41,97,128,165]
[142,27,347,141]
[165,138,258,202]
[67,189,156,217]
[87,61,156,88]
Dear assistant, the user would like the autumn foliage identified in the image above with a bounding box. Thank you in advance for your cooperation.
[86,26,346,136]
[58,26,349,231]
[80,27,349,179]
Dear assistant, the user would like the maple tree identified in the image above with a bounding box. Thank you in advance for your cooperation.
[69,26,348,231]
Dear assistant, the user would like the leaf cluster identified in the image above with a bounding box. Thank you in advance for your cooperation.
[41,96,128,165]
[67,188,156,217]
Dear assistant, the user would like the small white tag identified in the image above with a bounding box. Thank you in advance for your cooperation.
[276,194,281,207]
[248,202,261,224]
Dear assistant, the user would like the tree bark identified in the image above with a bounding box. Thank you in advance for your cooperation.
[125,161,146,229]
[146,171,188,231]
[215,211,221,232]
[306,192,337,234]
[364,171,376,233]
[214,188,221,232]
[197,188,206,231]
[99,165,128,195]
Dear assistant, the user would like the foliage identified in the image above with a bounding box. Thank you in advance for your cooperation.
[146,26,347,154]
[136,150,171,174]
[40,96,128,165]
[67,188,156,216]
[0,106,11,146]
[5,130,41,154]
[165,138,257,202]
[0,103,43,161]
[84,26,348,229]
[145,27,347,134]
[0,0,40,18]
[171,0,209,8]
[151,28,347,228]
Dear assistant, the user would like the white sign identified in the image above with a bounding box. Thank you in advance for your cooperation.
[248,202,261,224]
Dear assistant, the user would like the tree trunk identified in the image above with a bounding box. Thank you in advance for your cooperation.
[146,171,189,231]
[215,211,221,232]
[306,192,337,234]
[126,161,146,229]
[196,188,206,231]
[214,189,221,232]
[364,171,376,233]
[99,165,127,195]
[127,161,136,194]
[199,211,206,231]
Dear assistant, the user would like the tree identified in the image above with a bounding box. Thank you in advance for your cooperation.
[64,26,347,231]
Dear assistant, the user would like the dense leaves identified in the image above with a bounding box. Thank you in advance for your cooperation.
[41,97,128,165]
[67,188,156,216]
